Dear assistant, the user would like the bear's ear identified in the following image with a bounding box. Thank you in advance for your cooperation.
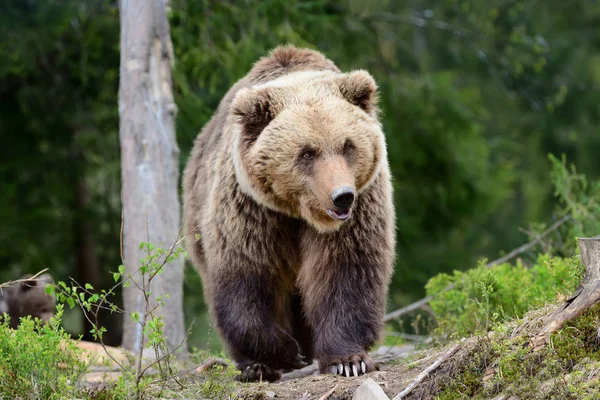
[20,279,37,292]
[18,273,52,292]
[231,88,275,143]
[337,70,378,115]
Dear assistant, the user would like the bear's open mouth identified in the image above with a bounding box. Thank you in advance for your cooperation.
[326,208,351,221]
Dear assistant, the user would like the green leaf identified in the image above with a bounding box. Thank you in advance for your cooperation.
[131,312,140,323]
[66,298,75,309]
[85,283,93,290]
[118,265,125,275]
[113,272,120,282]
[45,285,55,295]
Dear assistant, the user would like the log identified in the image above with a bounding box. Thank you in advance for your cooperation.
[530,235,600,349]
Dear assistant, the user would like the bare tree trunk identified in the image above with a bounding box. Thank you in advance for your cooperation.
[118,0,186,356]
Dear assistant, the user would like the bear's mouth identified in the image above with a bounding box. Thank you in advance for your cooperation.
[326,208,351,221]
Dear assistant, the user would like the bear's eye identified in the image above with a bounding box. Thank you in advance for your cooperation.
[343,139,356,155]
[301,149,316,161]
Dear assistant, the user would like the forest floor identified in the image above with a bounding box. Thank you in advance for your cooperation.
[81,302,600,399]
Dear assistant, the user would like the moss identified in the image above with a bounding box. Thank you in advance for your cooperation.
[431,304,600,399]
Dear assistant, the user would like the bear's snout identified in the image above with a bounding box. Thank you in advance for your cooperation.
[331,186,355,209]
[326,185,355,221]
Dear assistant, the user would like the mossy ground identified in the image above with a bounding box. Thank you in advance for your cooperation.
[415,304,600,400]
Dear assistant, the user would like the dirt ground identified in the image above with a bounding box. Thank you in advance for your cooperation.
[239,344,445,400]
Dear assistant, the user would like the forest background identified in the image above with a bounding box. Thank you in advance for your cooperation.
[2,0,599,351]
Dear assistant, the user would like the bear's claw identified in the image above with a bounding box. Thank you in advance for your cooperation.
[323,354,373,377]
[237,362,281,382]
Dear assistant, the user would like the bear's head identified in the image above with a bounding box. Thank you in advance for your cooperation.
[11,273,56,326]
[231,70,387,232]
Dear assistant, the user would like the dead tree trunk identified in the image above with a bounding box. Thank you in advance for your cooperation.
[118,0,186,356]
[531,235,600,349]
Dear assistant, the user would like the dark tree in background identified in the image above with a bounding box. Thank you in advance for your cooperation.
[118,0,186,355]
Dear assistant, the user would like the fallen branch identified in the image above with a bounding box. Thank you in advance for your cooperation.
[530,235,600,350]
[318,384,339,400]
[392,338,466,400]
[486,215,572,268]
[384,215,572,322]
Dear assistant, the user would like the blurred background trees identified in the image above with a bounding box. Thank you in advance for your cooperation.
[1,0,599,351]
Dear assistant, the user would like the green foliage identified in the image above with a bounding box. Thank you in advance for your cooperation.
[197,364,240,399]
[0,305,87,399]
[426,254,584,337]
[54,240,189,399]
[550,154,600,245]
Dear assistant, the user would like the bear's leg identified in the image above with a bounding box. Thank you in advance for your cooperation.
[210,269,308,382]
[290,291,314,364]
[299,256,383,376]
[298,179,394,377]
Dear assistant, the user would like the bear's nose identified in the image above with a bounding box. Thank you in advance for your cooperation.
[331,186,355,209]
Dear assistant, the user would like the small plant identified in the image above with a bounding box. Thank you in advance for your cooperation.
[50,236,190,399]
[0,305,87,399]
[198,363,240,399]
[473,269,498,332]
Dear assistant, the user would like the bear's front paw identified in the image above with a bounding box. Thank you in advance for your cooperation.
[268,331,308,371]
[319,353,375,377]
[236,362,282,382]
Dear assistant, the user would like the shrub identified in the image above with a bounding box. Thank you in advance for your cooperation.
[0,304,87,399]
[426,254,584,337]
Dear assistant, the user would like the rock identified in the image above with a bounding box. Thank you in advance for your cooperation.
[353,378,390,400]
[265,391,276,398]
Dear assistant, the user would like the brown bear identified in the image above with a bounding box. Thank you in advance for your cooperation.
[0,273,56,329]
[183,46,395,382]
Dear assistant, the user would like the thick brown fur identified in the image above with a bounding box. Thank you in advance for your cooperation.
[0,273,56,329]
[183,46,395,382]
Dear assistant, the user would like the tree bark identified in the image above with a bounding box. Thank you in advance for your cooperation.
[530,235,600,350]
[118,0,186,356]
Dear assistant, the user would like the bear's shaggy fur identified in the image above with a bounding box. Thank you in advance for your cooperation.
[183,46,395,382]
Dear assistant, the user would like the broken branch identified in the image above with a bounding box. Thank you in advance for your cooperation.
[392,338,466,400]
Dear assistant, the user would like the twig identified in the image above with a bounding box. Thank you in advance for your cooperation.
[120,213,124,264]
[318,384,339,400]
[392,338,466,400]
[487,215,571,267]
[384,215,572,321]
[0,268,50,290]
